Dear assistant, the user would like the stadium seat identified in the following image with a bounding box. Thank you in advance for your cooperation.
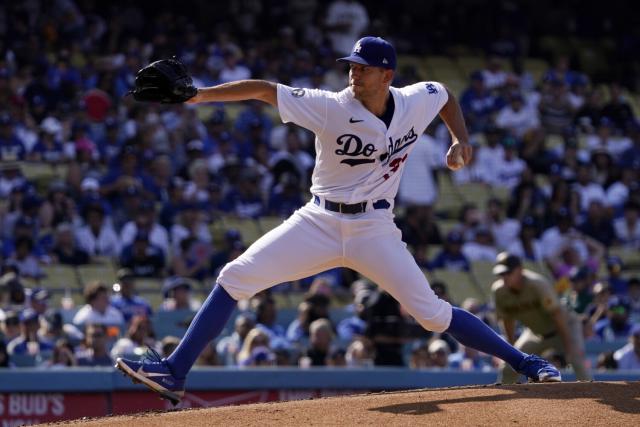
[424,56,462,81]
[523,58,549,84]
[19,163,68,193]
[272,292,306,310]
[329,307,354,324]
[430,269,486,305]
[437,219,460,236]
[608,246,640,270]
[396,55,426,74]
[151,309,197,339]
[41,265,80,289]
[622,269,640,280]
[276,308,298,328]
[584,339,628,356]
[435,173,464,216]
[470,261,497,300]
[77,264,117,287]
[456,55,485,78]
[224,103,244,123]
[258,216,285,234]
[490,186,511,203]
[457,182,492,207]
[139,290,164,311]
[10,354,39,368]
[134,278,164,292]
[60,307,80,324]
[426,244,443,259]
[445,78,467,98]
[522,260,553,280]
[222,217,262,245]
[545,134,565,151]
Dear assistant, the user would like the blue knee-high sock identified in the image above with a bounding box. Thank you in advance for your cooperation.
[166,284,237,378]
[446,307,525,369]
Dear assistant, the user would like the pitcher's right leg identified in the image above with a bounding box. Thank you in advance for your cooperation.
[117,204,342,403]
[218,204,343,300]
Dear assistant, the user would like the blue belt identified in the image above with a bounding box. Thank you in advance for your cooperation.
[313,195,390,214]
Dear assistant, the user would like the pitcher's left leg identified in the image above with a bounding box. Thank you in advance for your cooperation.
[346,222,559,381]
[346,227,452,333]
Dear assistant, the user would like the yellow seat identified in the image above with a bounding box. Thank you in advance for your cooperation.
[489,186,511,203]
[622,269,640,280]
[140,291,165,312]
[222,217,263,245]
[545,134,565,150]
[456,55,485,78]
[523,58,549,84]
[397,54,426,74]
[49,289,84,309]
[258,216,285,234]
[151,309,197,339]
[77,264,117,287]
[435,173,464,216]
[608,246,640,270]
[522,260,554,281]
[448,79,467,97]
[209,219,228,247]
[225,103,244,123]
[470,261,497,300]
[41,265,79,289]
[134,278,164,292]
[438,219,460,236]
[426,244,443,260]
[430,269,485,305]
[457,182,492,207]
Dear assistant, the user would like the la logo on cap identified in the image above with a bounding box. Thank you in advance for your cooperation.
[382,58,388,64]
[353,41,362,53]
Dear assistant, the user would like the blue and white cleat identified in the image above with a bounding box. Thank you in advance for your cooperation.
[115,349,185,405]
[517,354,562,383]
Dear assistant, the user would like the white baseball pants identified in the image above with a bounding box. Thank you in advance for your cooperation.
[218,199,452,332]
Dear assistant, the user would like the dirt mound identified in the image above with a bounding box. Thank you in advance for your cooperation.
[45,381,639,426]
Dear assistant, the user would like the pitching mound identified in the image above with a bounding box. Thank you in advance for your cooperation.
[47,381,638,426]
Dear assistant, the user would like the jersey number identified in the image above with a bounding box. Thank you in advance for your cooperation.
[383,154,408,180]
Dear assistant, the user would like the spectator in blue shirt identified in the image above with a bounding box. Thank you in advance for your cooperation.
[426,230,471,272]
[604,256,629,296]
[110,268,153,324]
[28,128,64,163]
[97,118,125,168]
[6,308,54,356]
[234,101,273,146]
[337,288,373,343]
[620,121,640,170]
[268,172,304,218]
[222,168,266,218]
[119,231,166,278]
[252,293,287,346]
[0,114,25,161]
[459,71,503,133]
[594,296,634,341]
[75,324,113,367]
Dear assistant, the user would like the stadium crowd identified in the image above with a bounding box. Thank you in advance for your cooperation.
[0,0,639,372]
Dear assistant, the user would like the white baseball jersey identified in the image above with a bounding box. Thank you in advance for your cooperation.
[218,81,453,334]
[277,82,449,203]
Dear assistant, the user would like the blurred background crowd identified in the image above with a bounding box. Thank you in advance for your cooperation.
[0,0,639,373]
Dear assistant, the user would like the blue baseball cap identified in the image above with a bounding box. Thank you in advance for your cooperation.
[337,36,396,70]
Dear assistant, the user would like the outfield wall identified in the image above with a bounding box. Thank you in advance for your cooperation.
[0,368,638,425]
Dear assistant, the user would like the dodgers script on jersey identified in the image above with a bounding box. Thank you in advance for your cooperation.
[277,82,448,203]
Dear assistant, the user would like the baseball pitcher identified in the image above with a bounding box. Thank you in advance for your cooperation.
[117,37,561,405]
